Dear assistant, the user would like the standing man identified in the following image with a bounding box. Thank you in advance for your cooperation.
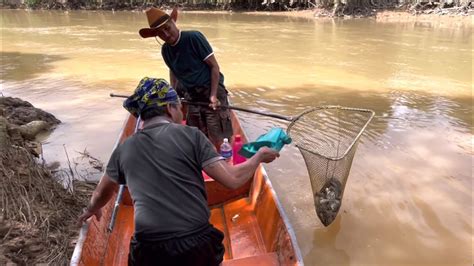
[139,7,232,149]
[77,78,279,266]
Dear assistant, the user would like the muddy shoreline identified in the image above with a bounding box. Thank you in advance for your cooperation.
[0,97,95,265]
[1,7,471,26]
[1,3,472,24]
[240,9,473,25]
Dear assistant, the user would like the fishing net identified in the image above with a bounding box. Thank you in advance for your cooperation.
[287,106,374,226]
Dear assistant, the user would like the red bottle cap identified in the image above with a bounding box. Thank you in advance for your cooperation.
[235,134,241,142]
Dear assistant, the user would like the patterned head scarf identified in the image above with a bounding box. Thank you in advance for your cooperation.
[123,77,179,117]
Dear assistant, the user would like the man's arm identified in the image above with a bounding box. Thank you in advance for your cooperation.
[204,55,220,110]
[77,174,118,225]
[203,147,279,190]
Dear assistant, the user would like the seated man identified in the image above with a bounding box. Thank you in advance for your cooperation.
[78,77,279,266]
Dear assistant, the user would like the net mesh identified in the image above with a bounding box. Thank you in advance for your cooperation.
[287,106,374,226]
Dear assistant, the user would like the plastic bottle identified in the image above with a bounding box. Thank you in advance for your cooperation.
[220,138,232,163]
[232,134,246,165]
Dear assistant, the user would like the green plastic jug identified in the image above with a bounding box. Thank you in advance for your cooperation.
[239,127,292,158]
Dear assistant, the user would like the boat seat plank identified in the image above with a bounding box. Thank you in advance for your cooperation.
[223,198,267,259]
[222,252,279,266]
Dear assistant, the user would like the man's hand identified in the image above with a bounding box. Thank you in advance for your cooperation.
[75,174,117,227]
[255,147,280,163]
[203,146,280,190]
[77,206,102,227]
[209,96,220,110]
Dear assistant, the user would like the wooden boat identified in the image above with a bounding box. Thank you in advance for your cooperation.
[71,109,303,265]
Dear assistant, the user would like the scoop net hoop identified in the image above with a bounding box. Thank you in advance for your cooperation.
[286,105,374,226]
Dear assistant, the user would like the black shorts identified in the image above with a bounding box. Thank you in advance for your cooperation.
[128,225,225,266]
[185,85,233,144]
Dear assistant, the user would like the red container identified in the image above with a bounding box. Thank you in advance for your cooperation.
[232,134,246,165]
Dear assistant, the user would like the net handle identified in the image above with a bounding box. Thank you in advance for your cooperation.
[287,105,375,161]
[181,100,294,121]
[111,94,375,158]
[109,93,294,122]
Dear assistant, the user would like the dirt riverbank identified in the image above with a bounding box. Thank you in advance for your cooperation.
[1,1,472,25]
[239,8,473,26]
[0,97,95,265]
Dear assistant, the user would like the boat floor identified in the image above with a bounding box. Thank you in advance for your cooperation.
[105,198,279,265]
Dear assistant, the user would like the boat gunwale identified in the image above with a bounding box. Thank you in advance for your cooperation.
[230,108,303,264]
[70,113,130,266]
[257,164,304,265]
[70,221,89,266]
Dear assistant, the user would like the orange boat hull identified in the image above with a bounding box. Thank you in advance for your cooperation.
[71,111,303,265]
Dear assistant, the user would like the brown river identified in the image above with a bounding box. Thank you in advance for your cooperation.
[1,10,472,266]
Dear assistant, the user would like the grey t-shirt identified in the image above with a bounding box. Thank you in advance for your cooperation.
[106,121,222,241]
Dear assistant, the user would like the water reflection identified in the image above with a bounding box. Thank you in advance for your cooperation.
[231,84,472,143]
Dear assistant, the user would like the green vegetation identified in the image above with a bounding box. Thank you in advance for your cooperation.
[25,0,40,8]
[1,0,472,18]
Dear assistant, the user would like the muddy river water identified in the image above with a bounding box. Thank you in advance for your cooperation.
[1,10,472,265]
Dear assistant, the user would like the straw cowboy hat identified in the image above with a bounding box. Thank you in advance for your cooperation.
[139,7,179,38]
[139,7,171,38]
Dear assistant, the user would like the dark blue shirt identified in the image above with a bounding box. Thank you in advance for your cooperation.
[161,31,224,90]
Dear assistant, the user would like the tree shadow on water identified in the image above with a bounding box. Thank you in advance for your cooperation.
[1,52,67,81]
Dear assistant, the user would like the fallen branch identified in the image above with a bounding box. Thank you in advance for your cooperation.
[63,144,75,179]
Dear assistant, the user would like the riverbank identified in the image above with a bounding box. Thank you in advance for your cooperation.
[0,97,95,265]
[241,8,473,25]
[1,1,473,23]
[188,8,473,27]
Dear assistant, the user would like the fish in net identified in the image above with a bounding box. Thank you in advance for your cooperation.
[287,106,374,226]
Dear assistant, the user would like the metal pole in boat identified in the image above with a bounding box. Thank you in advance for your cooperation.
[107,186,125,232]
[107,116,141,232]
